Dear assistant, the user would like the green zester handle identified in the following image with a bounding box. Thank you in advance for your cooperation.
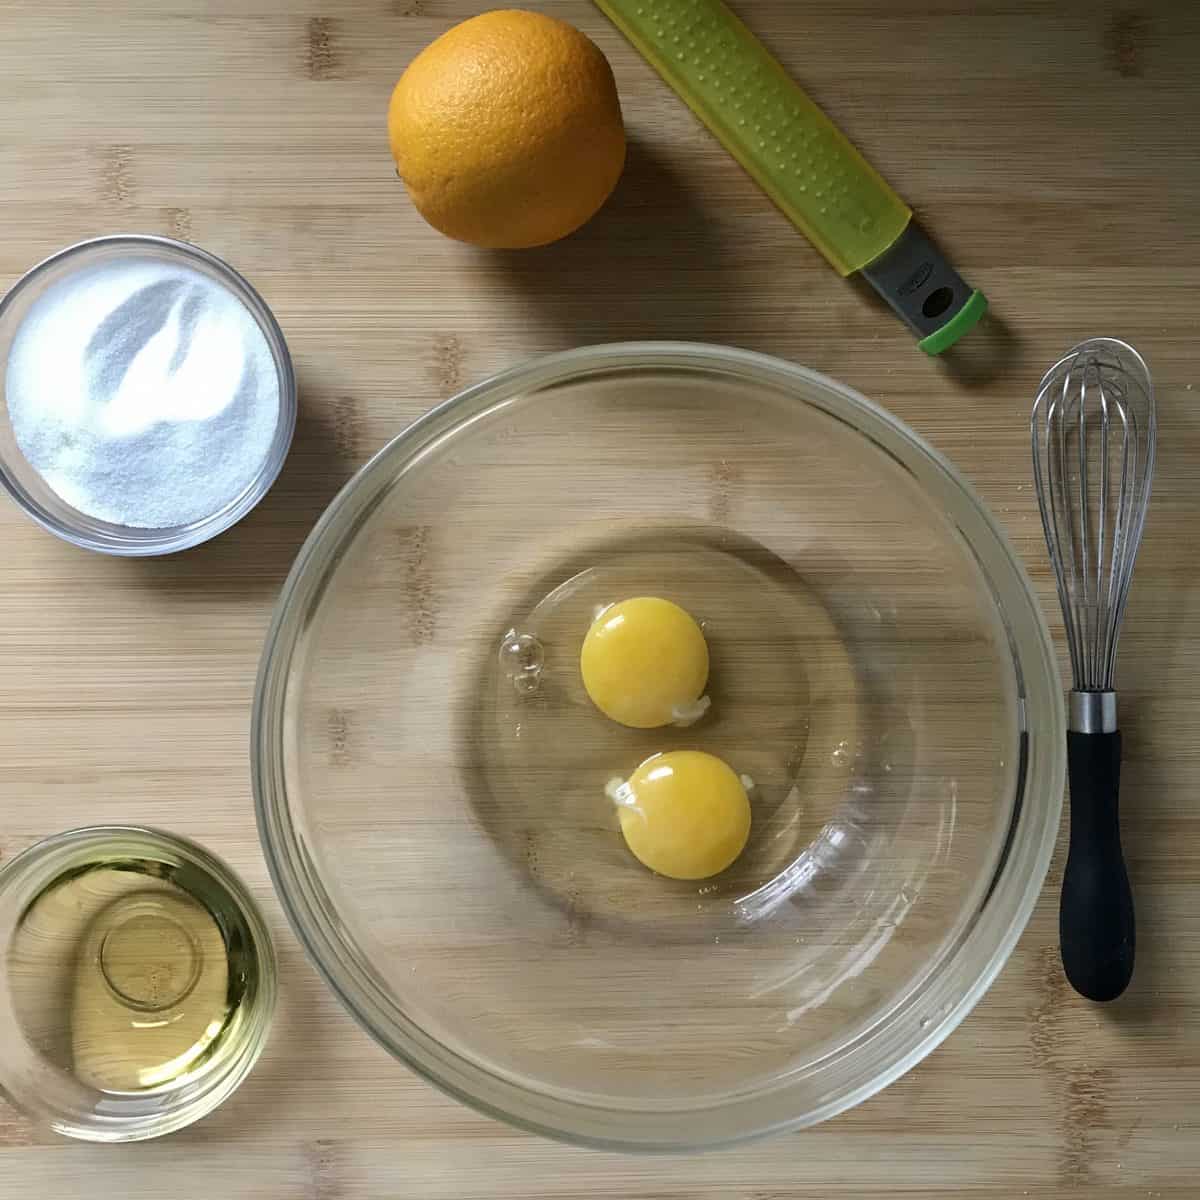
[594,0,911,276]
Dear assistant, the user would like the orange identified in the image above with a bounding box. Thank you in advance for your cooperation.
[387,10,625,249]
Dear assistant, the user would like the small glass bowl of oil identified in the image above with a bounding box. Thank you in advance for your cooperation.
[0,826,276,1141]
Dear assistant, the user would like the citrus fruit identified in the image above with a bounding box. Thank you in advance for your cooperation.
[387,10,626,249]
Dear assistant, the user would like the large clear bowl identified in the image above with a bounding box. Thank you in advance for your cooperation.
[254,343,1063,1150]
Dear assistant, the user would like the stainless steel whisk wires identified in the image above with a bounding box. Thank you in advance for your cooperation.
[1030,336,1154,1001]
[1033,338,1155,698]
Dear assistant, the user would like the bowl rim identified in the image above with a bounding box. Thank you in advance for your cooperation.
[252,341,1065,1151]
[0,233,297,556]
[0,823,278,1142]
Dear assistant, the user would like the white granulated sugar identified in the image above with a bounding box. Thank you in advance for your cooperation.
[6,256,280,529]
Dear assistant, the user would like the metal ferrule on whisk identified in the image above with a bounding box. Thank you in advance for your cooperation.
[1069,690,1117,735]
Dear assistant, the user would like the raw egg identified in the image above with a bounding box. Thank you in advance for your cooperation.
[607,750,751,880]
[580,596,709,728]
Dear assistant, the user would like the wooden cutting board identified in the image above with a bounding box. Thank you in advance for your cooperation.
[1,1,1198,1196]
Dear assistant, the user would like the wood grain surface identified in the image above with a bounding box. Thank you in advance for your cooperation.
[1,0,1199,1195]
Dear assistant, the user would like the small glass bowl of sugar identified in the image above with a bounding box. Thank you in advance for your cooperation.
[0,235,296,555]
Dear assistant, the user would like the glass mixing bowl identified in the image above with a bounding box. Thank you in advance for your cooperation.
[254,343,1064,1150]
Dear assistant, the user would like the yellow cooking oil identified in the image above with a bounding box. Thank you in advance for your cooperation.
[8,854,260,1095]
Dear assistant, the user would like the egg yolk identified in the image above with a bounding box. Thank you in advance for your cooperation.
[580,597,709,728]
[608,750,751,880]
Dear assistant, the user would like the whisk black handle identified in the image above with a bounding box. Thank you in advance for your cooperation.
[1061,730,1135,1001]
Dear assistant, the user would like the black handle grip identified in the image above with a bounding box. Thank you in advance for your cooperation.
[1060,730,1135,1001]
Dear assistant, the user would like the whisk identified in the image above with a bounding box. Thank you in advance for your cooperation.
[1031,337,1155,1001]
